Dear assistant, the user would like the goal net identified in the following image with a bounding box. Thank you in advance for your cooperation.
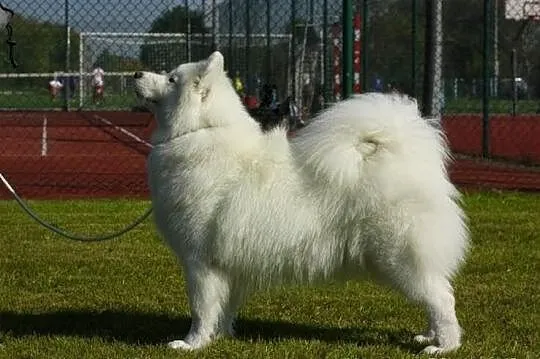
[0,32,294,111]
[79,32,194,108]
[80,32,294,109]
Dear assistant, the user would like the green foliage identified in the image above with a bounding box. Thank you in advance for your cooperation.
[140,5,210,70]
[366,0,424,94]
[0,15,79,73]
[93,50,142,72]
[149,6,207,34]
[363,0,540,97]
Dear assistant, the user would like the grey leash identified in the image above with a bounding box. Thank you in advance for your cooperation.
[1,172,152,242]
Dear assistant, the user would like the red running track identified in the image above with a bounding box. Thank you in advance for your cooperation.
[0,111,153,199]
[0,111,539,199]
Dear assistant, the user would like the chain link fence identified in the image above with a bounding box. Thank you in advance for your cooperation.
[0,0,345,113]
[0,0,539,199]
[437,0,540,189]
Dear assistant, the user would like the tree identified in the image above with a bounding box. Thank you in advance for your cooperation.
[93,49,141,72]
[0,15,79,74]
[361,0,420,94]
[140,5,209,70]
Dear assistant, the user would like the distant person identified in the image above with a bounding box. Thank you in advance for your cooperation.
[68,75,78,99]
[91,66,105,103]
[48,74,63,101]
[373,76,384,92]
[233,71,244,97]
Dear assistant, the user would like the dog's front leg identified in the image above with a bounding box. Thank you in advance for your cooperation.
[168,262,232,350]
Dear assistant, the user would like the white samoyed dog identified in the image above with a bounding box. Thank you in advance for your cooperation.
[134,51,468,355]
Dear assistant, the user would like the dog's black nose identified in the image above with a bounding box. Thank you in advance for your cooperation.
[134,71,143,79]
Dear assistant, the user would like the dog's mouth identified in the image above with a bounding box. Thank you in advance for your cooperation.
[134,89,159,105]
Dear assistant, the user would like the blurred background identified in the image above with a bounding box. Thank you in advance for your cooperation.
[0,0,539,197]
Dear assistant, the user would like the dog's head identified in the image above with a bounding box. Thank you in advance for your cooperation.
[133,70,169,111]
[134,52,247,143]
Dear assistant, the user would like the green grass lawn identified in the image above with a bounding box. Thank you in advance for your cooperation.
[1,89,539,114]
[0,92,138,110]
[0,192,538,358]
[444,98,540,114]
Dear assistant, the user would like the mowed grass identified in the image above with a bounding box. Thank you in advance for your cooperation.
[0,192,538,358]
[0,92,137,110]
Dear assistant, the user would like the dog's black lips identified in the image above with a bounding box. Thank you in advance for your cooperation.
[134,88,158,104]
[134,88,143,98]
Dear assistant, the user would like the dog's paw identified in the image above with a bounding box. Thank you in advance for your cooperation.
[168,340,193,350]
[420,344,459,356]
[420,345,444,355]
[414,333,435,344]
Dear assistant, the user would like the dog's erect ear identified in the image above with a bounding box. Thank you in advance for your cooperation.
[204,51,224,75]
[197,52,224,99]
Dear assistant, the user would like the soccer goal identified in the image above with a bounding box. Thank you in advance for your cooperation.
[78,32,194,108]
[79,32,296,109]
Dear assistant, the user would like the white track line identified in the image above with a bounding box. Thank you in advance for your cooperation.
[41,116,48,156]
[94,115,153,148]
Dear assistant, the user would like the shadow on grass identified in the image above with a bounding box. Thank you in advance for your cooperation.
[0,310,419,352]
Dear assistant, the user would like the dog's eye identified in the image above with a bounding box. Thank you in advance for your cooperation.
[169,77,176,83]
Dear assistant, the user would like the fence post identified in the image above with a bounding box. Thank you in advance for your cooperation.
[78,32,83,108]
[482,0,492,158]
[265,0,271,84]
[422,0,443,118]
[185,0,191,62]
[411,0,418,98]
[228,0,233,72]
[422,0,434,116]
[290,0,296,100]
[322,0,328,104]
[361,0,368,93]
[64,0,70,111]
[245,0,251,95]
[212,0,218,51]
[342,0,353,99]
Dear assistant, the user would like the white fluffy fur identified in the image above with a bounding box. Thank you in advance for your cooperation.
[134,51,469,354]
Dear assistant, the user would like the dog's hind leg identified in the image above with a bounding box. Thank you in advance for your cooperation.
[168,262,233,350]
[407,276,462,355]
[375,251,461,354]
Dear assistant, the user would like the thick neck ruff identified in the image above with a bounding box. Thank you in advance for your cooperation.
[152,125,217,147]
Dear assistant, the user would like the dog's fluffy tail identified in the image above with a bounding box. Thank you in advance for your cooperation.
[292,93,454,197]
[293,93,468,279]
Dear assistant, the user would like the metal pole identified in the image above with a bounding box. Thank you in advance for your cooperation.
[79,32,83,109]
[422,0,443,118]
[322,0,328,104]
[64,0,70,110]
[361,0,368,92]
[212,0,218,51]
[202,0,207,48]
[432,0,443,117]
[482,0,492,158]
[342,0,353,99]
[511,48,517,116]
[291,0,296,100]
[266,0,271,83]
[228,0,233,72]
[422,0,435,116]
[411,0,417,98]
[245,0,251,95]
[186,0,191,62]
[493,0,499,97]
